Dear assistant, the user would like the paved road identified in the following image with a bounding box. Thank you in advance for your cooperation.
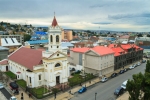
[72,63,146,100]
[0,88,12,100]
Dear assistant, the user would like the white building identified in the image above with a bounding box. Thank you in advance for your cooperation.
[6,15,69,88]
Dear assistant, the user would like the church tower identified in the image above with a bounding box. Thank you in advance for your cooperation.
[48,15,62,52]
[42,14,69,87]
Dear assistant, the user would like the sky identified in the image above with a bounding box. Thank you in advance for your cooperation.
[0,0,150,32]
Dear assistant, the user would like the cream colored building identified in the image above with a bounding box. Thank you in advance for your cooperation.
[69,46,115,76]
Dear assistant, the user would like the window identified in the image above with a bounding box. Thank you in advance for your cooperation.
[55,63,61,67]
[57,54,59,56]
[57,46,59,48]
[29,77,31,83]
[50,35,53,42]
[56,35,59,42]
[39,75,41,80]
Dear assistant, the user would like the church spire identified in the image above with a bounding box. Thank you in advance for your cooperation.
[51,12,58,27]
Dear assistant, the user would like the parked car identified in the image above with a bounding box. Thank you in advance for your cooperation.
[78,87,87,93]
[10,96,17,100]
[137,62,141,66]
[142,60,146,63]
[0,83,4,89]
[133,64,137,67]
[101,77,108,82]
[9,82,19,90]
[111,73,118,78]
[129,65,135,69]
[114,86,124,97]
[123,68,128,72]
[119,70,124,74]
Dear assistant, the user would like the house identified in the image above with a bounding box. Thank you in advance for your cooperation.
[69,46,115,76]
[118,35,130,43]
[5,15,70,88]
[62,30,73,41]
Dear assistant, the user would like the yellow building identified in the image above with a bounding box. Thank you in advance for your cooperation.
[61,30,73,41]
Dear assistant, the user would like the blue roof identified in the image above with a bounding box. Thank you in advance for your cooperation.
[61,42,74,47]
[27,40,48,44]
[35,31,47,35]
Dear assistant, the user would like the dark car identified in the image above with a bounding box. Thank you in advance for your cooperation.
[9,82,18,90]
[111,73,118,78]
[114,86,124,97]
[119,70,124,74]
[142,60,146,63]
[123,68,128,72]
[78,87,87,93]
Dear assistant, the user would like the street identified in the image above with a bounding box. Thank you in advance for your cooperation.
[72,63,146,100]
[0,88,12,100]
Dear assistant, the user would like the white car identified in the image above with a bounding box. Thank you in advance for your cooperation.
[129,65,135,69]
[137,62,141,66]
[10,96,17,100]
[101,77,108,83]
[0,83,4,89]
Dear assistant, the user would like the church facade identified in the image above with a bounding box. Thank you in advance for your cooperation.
[7,15,70,88]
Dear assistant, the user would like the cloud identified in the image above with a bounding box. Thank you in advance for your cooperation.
[0,0,150,31]
[93,22,112,25]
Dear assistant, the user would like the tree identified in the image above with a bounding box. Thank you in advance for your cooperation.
[72,30,76,36]
[147,34,150,37]
[24,34,31,42]
[143,60,150,100]
[137,33,143,37]
[127,60,150,100]
[126,73,144,100]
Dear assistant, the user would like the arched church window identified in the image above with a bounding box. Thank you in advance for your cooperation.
[50,35,53,42]
[55,63,61,67]
[56,35,59,42]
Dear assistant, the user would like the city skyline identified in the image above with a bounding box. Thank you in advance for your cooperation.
[0,0,150,32]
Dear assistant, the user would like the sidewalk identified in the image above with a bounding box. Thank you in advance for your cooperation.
[117,92,129,100]
[48,62,138,100]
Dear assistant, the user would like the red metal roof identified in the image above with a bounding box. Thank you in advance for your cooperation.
[8,47,42,70]
[52,16,58,27]
[111,47,125,56]
[71,47,90,53]
[121,44,132,49]
[91,46,114,55]
[71,46,114,55]
[0,59,8,65]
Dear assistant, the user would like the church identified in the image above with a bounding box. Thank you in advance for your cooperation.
[7,15,70,88]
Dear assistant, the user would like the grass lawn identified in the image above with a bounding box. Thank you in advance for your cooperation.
[69,73,96,87]
[4,71,16,79]
[16,79,26,89]
[31,87,49,98]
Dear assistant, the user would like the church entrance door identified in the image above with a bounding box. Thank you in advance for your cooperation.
[56,76,60,84]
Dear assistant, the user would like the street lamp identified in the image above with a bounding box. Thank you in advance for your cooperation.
[95,92,97,100]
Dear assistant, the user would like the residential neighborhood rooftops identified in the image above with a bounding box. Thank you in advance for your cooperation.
[8,47,42,70]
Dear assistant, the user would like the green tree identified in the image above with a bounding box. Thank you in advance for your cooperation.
[24,34,31,42]
[127,60,150,100]
[143,60,150,100]
[126,73,144,100]
[137,33,143,37]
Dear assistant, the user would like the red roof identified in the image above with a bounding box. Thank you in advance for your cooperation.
[0,59,8,65]
[71,46,114,55]
[52,16,58,27]
[8,47,42,70]
[91,46,114,55]
[111,47,125,56]
[71,47,90,53]
[121,44,132,49]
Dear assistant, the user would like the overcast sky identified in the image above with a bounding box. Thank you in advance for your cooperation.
[1,0,150,32]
